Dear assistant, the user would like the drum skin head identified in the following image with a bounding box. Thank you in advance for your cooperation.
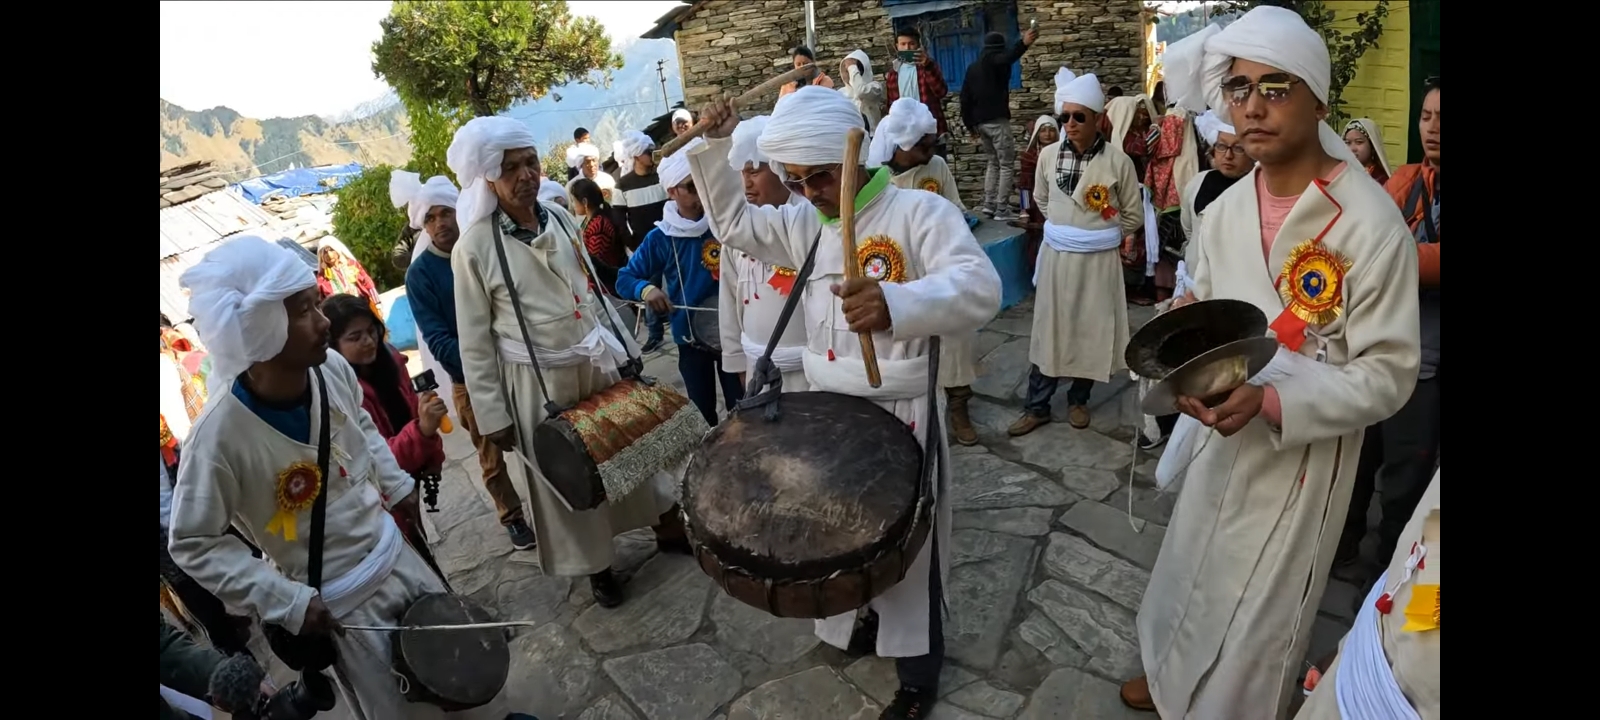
[1126,298,1268,380]
[396,593,509,710]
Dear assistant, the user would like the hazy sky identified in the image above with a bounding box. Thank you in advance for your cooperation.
[159,0,683,119]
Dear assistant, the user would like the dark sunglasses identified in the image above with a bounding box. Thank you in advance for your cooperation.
[1220,73,1303,107]
[679,180,698,195]
[1060,111,1090,125]
[781,164,841,194]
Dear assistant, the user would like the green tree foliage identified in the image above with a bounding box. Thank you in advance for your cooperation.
[544,141,574,183]
[331,165,408,292]
[404,99,468,182]
[372,0,622,118]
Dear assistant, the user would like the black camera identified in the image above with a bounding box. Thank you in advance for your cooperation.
[255,670,338,720]
[211,655,337,720]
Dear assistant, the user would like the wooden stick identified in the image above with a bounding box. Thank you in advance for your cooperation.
[653,64,820,161]
[838,126,882,389]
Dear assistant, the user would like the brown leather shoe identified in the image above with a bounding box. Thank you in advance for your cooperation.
[1068,405,1091,429]
[1007,413,1049,437]
[1120,676,1156,712]
[947,386,979,446]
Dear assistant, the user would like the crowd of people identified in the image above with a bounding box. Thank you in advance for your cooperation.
[159,6,1438,719]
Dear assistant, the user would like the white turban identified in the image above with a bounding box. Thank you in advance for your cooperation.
[759,85,869,167]
[180,235,317,393]
[728,115,773,171]
[1194,109,1236,145]
[537,180,568,205]
[671,108,692,124]
[658,137,704,189]
[388,170,460,231]
[1054,67,1104,114]
[614,130,654,162]
[1162,5,1359,166]
[446,116,539,229]
[566,141,600,169]
[867,97,937,167]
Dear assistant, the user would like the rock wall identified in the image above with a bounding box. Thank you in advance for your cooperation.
[672,0,1145,209]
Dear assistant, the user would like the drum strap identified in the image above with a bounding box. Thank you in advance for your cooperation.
[261,367,336,670]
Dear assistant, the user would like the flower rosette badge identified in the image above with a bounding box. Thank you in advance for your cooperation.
[856,236,907,284]
[701,240,722,280]
[267,461,323,541]
[919,178,941,195]
[1084,184,1117,220]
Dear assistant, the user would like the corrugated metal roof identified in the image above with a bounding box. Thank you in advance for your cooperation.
[159,190,277,260]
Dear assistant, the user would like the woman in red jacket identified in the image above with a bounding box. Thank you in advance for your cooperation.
[323,294,447,479]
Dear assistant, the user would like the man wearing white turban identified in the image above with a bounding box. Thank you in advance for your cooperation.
[170,236,448,719]
[565,142,616,205]
[612,128,672,351]
[716,114,813,394]
[691,85,1002,720]
[1009,66,1144,437]
[1123,6,1421,716]
[446,116,680,608]
[617,136,745,426]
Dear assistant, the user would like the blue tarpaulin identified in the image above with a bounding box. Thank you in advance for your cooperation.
[385,294,419,352]
[234,163,365,204]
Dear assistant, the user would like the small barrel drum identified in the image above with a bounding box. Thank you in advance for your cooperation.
[392,593,509,711]
[682,391,930,619]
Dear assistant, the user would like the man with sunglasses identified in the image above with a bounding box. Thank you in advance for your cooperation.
[1121,7,1421,716]
[688,86,1001,720]
[1009,66,1144,438]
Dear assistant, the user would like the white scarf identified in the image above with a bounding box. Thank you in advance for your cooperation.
[656,200,709,237]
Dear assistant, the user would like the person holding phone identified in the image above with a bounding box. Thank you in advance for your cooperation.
[884,27,949,150]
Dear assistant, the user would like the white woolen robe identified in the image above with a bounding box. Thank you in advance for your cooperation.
[1296,469,1439,720]
[1029,140,1143,380]
[1139,166,1421,719]
[688,136,1002,657]
[718,248,811,392]
[168,352,448,720]
[452,202,677,577]
[889,157,978,388]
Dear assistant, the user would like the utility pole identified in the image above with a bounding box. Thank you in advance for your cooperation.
[805,0,817,53]
[656,59,670,112]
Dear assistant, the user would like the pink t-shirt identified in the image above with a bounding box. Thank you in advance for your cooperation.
[1255,163,1348,259]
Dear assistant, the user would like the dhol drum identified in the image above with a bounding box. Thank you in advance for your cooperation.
[682,391,930,619]
[392,593,509,711]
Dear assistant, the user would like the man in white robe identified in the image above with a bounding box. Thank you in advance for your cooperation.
[1011,67,1143,436]
[446,117,680,608]
[170,236,448,720]
[566,143,617,204]
[689,85,1001,720]
[1122,7,1422,717]
[869,97,982,446]
[716,114,812,393]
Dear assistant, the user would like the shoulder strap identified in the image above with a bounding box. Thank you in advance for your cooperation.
[1405,175,1438,244]
[306,366,331,589]
[736,232,822,420]
[489,213,563,419]
[547,206,647,379]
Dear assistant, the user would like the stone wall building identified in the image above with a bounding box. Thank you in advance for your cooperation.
[646,0,1145,208]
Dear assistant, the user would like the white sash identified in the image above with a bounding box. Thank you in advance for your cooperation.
[1036,221,1123,285]
[495,324,627,372]
[802,350,927,401]
[741,333,806,373]
[1336,571,1423,720]
[319,516,402,619]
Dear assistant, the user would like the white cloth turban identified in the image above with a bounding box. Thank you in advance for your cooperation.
[1162,5,1359,166]
[867,97,937,167]
[672,108,692,123]
[1194,109,1236,145]
[614,130,654,162]
[538,180,568,205]
[447,116,539,229]
[389,170,460,231]
[180,235,317,393]
[1054,67,1104,114]
[729,115,774,171]
[658,137,704,189]
[759,85,869,167]
[566,141,600,169]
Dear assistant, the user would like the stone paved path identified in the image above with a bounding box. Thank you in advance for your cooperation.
[280,298,1363,720]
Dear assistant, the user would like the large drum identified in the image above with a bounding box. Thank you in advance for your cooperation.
[682,391,930,619]
[392,593,509,711]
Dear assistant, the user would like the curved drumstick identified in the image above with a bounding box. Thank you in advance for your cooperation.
[838,127,882,389]
[653,64,820,161]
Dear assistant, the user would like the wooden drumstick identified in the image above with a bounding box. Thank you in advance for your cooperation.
[837,126,882,389]
[653,64,820,161]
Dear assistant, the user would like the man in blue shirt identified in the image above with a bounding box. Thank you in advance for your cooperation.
[397,173,538,551]
[617,138,743,426]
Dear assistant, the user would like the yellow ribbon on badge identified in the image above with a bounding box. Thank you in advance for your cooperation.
[266,461,323,542]
[1401,584,1438,632]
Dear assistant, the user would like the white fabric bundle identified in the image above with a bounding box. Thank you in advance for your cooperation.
[1027,115,1058,149]
[566,141,600,169]
[728,115,774,171]
[388,170,460,231]
[867,97,937,167]
[446,116,540,229]
[180,236,318,394]
[1161,5,1360,166]
[614,130,654,163]
[1194,109,1235,145]
[671,108,692,124]
[1054,67,1104,114]
[759,85,869,167]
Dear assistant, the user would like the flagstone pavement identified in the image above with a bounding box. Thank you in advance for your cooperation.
[278,299,1369,720]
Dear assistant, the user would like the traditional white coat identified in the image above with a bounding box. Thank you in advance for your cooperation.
[1029,139,1143,381]
[1140,166,1421,719]
[719,244,812,393]
[688,135,1002,657]
[168,352,447,720]
[452,202,677,577]
[889,157,976,388]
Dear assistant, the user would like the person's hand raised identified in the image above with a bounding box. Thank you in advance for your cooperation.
[702,95,740,139]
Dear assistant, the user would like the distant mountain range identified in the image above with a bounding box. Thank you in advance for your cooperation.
[159,38,684,181]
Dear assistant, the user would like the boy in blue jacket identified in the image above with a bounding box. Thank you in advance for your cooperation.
[617,138,743,426]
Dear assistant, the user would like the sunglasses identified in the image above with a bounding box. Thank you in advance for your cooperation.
[678,180,698,196]
[1221,74,1303,107]
[781,164,842,194]
[1060,111,1090,125]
